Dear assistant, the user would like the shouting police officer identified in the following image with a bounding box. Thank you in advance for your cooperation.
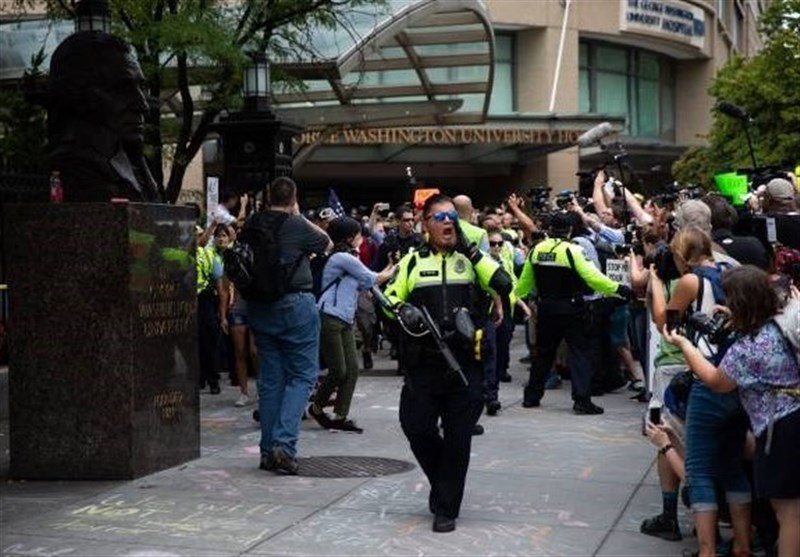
[516,212,631,415]
[383,193,512,533]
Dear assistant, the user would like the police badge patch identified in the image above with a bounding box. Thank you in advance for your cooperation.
[454,259,467,274]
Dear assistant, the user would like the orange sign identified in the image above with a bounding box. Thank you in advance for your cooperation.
[413,188,440,209]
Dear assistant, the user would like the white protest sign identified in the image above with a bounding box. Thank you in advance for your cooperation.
[606,258,631,286]
[766,217,777,244]
[206,176,219,227]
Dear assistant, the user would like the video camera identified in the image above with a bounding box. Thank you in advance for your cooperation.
[526,186,552,212]
[555,190,577,210]
[652,182,704,206]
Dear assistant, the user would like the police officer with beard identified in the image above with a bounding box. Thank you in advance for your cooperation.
[383,193,512,534]
[516,212,632,414]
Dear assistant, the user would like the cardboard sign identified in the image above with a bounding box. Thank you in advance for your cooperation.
[606,258,631,286]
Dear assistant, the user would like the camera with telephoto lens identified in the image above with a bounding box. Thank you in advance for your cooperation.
[644,243,681,282]
[685,310,732,346]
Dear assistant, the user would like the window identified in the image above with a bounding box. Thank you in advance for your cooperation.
[356,33,513,114]
[489,34,514,114]
[734,4,744,51]
[579,40,676,141]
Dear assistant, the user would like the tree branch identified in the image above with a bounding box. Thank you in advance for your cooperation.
[175,50,194,153]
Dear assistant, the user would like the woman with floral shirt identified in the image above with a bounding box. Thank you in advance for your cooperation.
[663,265,800,557]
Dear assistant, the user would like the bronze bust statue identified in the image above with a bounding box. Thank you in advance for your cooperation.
[48,31,161,202]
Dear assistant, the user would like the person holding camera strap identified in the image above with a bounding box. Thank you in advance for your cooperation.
[648,225,751,557]
[515,212,632,414]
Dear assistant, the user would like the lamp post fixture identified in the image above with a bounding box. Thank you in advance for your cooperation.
[74,0,111,33]
[211,51,303,197]
[243,52,272,113]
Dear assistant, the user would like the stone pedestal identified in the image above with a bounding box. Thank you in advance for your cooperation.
[5,202,200,479]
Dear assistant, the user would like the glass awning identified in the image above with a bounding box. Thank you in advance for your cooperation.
[273,0,496,128]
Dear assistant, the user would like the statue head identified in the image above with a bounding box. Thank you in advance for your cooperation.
[49,31,147,148]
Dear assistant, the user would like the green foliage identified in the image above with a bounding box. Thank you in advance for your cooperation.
[5,0,386,202]
[672,0,800,185]
[0,48,48,173]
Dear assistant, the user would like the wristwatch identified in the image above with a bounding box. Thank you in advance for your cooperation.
[659,444,674,456]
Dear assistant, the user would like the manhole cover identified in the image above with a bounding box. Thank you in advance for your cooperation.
[297,456,414,478]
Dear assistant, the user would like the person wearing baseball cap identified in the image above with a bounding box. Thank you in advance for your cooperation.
[763,177,800,249]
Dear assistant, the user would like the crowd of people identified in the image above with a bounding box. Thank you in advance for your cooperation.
[192,171,799,552]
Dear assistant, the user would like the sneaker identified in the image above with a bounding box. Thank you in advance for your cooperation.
[362,351,373,370]
[308,404,335,429]
[544,370,562,390]
[472,424,484,436]
[271,446,299,475]
[486,400,501,416]
[573,400,604,415]
[522,398,540,408]
[640,513,682,541]
[329,418,364,433]
[235,394,250,407]
[628,380,645,392]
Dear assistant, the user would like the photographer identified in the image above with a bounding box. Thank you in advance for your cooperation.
[506,192,539,239]
[760,177,800,250]
[649,226,751,557]
[590,169,653,240]
[662,266,800,557]
[703,194,769,270]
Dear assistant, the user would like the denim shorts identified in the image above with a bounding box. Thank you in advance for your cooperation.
[684,380,751,511]
[228,308,247,326]
[608,306,630,347]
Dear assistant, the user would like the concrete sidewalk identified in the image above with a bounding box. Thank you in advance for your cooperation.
[0,336,696,556]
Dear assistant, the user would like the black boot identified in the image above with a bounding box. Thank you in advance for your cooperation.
[362,351,373,370]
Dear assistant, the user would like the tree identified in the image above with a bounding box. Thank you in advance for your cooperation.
[672,0,800,186]
[0,49,47,174]
[11,0,385,202]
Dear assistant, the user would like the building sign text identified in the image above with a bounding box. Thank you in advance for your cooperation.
[295,127,585,146]
[621,0,706,50]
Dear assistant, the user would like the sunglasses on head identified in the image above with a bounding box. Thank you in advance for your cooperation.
[428,209,458,222]
[489,240,504,247]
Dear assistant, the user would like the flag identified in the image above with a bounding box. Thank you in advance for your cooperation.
[328,188,346,217]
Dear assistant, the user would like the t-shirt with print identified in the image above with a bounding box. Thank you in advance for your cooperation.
[271,212,329,292]
[720,321,800,436]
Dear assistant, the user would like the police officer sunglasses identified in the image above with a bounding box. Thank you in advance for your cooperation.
[489,240,504,247]
[428,209,458,223]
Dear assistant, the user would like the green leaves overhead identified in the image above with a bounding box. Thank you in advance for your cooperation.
[673,0,800,186]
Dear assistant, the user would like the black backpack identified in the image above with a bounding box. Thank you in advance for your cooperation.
[310,252,342,302]
[223,212,299,302]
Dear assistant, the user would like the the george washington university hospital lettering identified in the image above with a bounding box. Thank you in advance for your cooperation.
[294,127,584,147]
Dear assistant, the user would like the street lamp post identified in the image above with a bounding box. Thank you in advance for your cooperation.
[211,52,303,198]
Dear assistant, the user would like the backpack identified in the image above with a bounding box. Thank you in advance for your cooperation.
[222,212,299,302]
[774,245,800,288]
[691,263,734,364]
[311,252,342,302]
[774,296,800,367]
